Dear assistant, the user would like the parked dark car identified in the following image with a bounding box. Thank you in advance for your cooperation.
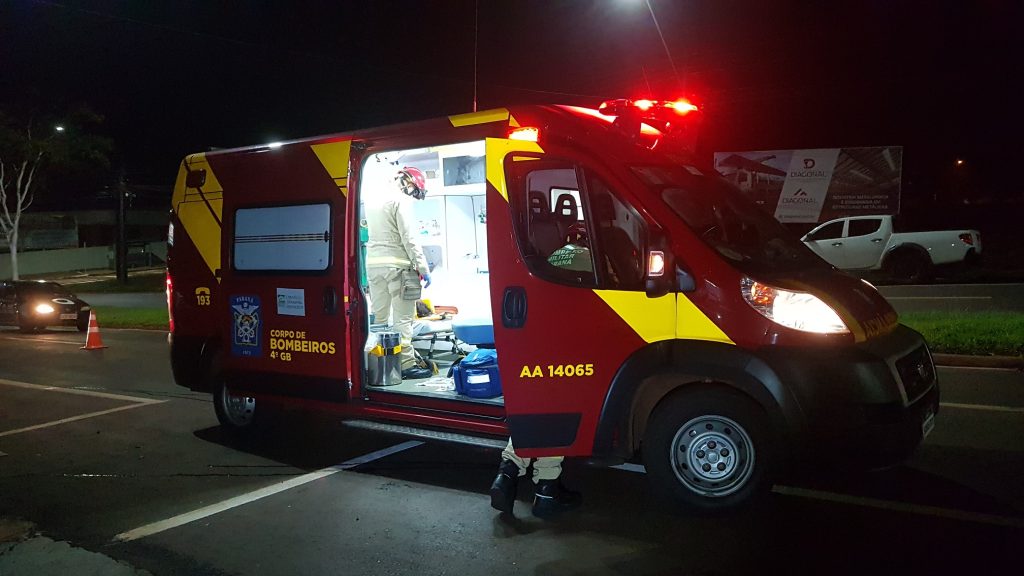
[0,281,91,332]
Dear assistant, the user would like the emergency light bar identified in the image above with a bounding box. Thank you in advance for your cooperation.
[597,98,699,118]
[596,98,702,152]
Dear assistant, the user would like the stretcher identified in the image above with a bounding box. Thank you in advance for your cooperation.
[412,305,467,359]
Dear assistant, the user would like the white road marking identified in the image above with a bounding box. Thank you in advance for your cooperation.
[0,451,7,457]
[771,485,1024,529]
[938,365,1023,373]
[940,402,1024,414]
[0,403,166,438]
[611,464,1024,528]
[0,378,165,404]
[884,296,992,300]
[113,440,425,542]
[0,336,83,345]
[610,463,646,473]
[881,283,1023,289]
[0,378,166,438]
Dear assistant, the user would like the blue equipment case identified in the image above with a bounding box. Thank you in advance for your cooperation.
[453,348,502,398]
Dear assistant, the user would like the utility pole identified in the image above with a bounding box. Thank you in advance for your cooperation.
[116,169,128,283]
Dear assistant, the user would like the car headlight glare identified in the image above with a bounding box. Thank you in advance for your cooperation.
[741,277,849,334]
[35,303,56,314]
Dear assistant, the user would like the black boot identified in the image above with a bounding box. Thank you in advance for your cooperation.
[489,459,520,514]
[532,479,581,519]
[401,365,432,380]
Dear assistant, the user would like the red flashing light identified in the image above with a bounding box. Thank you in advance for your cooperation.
[958,233,974,246]
[597,98,700,117]
[671,99,698,114]
[508,126,540,142]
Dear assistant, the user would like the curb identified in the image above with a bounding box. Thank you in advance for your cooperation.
[933,353,1024,370]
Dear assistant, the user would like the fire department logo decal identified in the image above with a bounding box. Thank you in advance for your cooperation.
[230,295,262,357]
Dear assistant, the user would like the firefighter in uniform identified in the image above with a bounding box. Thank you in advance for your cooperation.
[366,166,433,380]
[490,439,581,518]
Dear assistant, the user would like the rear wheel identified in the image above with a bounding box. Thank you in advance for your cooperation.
[643,386,775,514]
[77,312,89,332]
[887,250,932,284]
[214,380,258,433]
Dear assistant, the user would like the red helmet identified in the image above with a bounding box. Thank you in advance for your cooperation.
[397,166,427,199]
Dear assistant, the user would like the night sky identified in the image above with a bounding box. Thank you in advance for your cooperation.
[2,0,1021,205]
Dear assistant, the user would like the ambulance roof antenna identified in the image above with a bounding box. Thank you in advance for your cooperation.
[645,0,681,90]
[472,0,479,112]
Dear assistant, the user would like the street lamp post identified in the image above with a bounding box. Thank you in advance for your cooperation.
[116,170,128,283]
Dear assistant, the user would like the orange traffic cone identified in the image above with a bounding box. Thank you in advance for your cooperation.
[81,310,107,350]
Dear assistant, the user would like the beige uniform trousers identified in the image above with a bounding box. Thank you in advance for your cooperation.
[501,438,563,481]
[368,267,420,370]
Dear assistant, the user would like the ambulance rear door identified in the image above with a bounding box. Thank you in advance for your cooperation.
[219,139,354,401]
[485,136,671,457]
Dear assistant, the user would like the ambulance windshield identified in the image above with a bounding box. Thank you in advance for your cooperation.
[633,164,827,274]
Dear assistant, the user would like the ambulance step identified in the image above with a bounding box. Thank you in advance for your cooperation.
[343,420,506,449]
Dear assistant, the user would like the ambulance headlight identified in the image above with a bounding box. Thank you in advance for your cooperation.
[35,303,56,315]
[741,277,849,334]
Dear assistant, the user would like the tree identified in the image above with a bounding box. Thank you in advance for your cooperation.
[0,103,112,279]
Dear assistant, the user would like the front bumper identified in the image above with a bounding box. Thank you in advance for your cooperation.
[31,307,88,328]
[759,324,939,466]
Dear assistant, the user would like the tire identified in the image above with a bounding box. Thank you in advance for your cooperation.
[77,313,89,332]
[213,379,260,434]
[887,250,932,284]
[17,314,37,333]
[170,336,211,391]
[643,386,775,514]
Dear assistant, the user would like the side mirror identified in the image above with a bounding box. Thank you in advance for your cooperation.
[645,275,671,299]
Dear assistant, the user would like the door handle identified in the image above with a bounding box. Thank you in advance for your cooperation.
[871,238,883,243]
[323,286,338,315]
[502,287,527,329]
[831,242,843,247]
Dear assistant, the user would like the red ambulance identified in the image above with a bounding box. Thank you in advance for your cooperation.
[166,99,938,512]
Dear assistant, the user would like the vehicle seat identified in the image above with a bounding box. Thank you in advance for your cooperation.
[528,191,562,257]
[553,193,579,246]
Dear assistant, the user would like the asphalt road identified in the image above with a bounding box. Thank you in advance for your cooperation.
[1,328,1022,575]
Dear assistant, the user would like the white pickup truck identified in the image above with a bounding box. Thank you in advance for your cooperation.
[801,215,981,283]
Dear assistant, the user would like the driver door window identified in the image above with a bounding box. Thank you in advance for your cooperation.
[506,159,646,290]
[808,221,845,241]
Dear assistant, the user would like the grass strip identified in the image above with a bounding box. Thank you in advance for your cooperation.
[900,311,1024,357]
[92,307,169,330]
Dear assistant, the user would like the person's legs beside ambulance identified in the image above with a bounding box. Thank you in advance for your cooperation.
[490,438,581,518]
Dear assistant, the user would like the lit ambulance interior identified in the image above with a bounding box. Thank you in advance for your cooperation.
[359,141,506,405]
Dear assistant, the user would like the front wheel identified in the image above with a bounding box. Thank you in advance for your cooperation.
[643,386,775,514]
[17,314,38,333]
[213,380,259,433]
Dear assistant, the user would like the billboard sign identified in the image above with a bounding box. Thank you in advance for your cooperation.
[713,146,903,223]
